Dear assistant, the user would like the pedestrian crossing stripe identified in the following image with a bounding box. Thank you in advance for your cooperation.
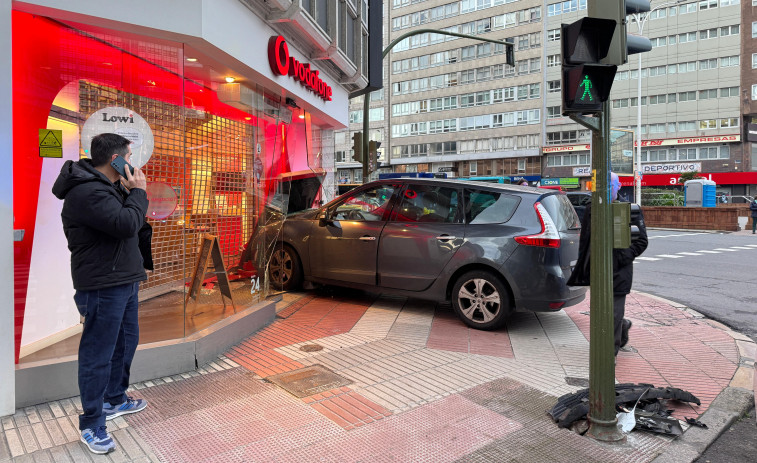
[713,248,738,252]
[729,246,754,250]
[745,244,757,248]
[677,252,702,256]
[656,254,684,258]
[696,250,721,253]
[636,257,661,261]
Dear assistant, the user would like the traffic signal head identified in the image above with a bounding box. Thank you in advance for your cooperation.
[367,141,381,174]
[352,132,363,163]
[561,18,618,114]
[588,0,652,66]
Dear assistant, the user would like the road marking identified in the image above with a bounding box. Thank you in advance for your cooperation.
[729,246,754,250]
[713,248,738,252]
[649,232,708,239]
[696,250,721,254]
[677,252,702,256]
[744,244,757,248]
[636,256,661,261]
[656,254,684,258]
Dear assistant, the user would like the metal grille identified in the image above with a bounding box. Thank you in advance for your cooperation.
[78,81,258,311]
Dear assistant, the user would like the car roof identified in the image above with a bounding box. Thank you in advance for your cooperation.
[366,178,556,196]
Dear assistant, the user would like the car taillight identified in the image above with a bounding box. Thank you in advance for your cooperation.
[514,202,561,248]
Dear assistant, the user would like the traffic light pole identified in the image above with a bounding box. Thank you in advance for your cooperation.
[362,89,369,181]
[570,102,625,443]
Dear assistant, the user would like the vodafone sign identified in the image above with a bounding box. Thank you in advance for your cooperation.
[268,35,332,102]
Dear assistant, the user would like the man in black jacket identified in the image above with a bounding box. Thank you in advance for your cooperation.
[567,173,648,357]
[53,133,149,455]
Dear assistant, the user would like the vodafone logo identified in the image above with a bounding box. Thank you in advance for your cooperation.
[268,35,332,102]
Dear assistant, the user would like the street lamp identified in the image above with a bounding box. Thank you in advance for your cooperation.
[361,28,514,182]
[630,0,685,205]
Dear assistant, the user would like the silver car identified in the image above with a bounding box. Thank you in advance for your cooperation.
[259,178,586,330]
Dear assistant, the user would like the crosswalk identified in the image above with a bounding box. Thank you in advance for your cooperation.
[635,244,757,263]
[648,232,709,239]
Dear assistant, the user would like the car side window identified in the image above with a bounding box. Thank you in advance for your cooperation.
[331,185,396,221]
[391,185,461,223]
[464,189,520,224]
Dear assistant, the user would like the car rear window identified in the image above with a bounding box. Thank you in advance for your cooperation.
[464,189,520,224]
[541,194,580,231]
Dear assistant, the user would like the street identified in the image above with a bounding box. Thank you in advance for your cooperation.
[632,230,757,342]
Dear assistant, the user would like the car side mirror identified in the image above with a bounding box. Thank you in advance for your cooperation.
[318,211,340,228]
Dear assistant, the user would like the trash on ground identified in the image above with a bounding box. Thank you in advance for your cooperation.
[548,383,701,436]
[617,387,649,433]
[685,417,708,429]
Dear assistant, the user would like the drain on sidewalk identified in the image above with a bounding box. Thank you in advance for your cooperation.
[300,344,324,352]
[267,364,352,398]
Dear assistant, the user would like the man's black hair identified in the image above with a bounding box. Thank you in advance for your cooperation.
[90,133,131,167]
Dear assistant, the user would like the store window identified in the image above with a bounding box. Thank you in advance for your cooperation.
[12,12,329,364]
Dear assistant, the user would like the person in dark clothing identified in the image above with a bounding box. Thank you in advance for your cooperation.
[750,198,757,234]
[52,133,150,455]
[567,173,648,357]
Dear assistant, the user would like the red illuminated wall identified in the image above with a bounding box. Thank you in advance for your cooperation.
[11,11,309,362]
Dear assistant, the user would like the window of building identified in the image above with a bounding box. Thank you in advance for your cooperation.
[679,121,696,131]
[679,91,696,101]
[721,56,739,67]
[720,86,739,97]
[699,58,718,70]
[547,54,560,67]
[720,24,739,36]
[699,89,718,99]
[698,0,717,9]
[548,80,561,93]
[680,3,698,14]
[699,119,717,129]
[547,28,561,41]
[720,117,739,128]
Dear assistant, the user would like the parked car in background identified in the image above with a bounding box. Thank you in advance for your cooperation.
[566,191,592,221]
[255,178,585,330]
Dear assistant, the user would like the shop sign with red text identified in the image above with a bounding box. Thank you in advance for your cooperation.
[634,135,739,147]
[268,35,332,101]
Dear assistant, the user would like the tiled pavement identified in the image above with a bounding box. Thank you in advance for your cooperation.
[2,288,754,462]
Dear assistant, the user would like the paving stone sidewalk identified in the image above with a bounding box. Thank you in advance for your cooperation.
[2,289,754,462]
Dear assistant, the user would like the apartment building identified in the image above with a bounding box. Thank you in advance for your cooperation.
[336,0,754,197]
[338,0,546,185]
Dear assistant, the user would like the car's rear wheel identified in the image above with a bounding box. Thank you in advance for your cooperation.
[451,270,510,330]
[269,244,302,291]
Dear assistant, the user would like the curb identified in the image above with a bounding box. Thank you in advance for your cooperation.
[635,291,756,463]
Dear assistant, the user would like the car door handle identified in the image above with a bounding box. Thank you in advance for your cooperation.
[359,236,376,241]
[436,235,456,241]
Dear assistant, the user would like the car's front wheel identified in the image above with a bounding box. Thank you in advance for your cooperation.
[268,244,303,291]
[451,270,510,330]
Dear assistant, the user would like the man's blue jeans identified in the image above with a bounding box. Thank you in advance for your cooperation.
[74,282,140,431]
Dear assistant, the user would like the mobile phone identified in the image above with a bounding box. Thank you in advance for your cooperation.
[111,156,135,178]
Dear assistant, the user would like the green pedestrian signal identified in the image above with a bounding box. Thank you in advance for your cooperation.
[579,75,594,102]
[561,18,617,114]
